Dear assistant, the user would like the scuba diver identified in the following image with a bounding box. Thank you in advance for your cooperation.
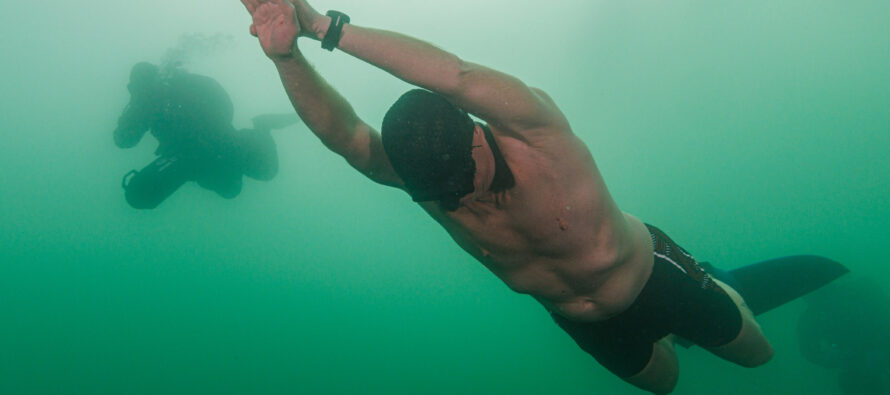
[797,277,890,394]
[114,62,298,209]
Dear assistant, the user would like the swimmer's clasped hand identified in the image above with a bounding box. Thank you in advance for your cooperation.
[242,0,301,59]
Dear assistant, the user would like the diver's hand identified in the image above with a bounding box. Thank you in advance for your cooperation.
[242,0,300,59]
[291,0,327,40]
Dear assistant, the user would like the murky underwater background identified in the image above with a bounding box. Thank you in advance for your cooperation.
[1,0,888,393]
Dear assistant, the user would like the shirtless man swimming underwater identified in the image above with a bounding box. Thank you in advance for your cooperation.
[239,0,773,392]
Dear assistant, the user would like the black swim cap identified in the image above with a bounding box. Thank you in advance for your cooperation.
[382,89,476,210]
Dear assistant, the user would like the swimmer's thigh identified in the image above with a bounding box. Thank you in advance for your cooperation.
[703,279,774,367]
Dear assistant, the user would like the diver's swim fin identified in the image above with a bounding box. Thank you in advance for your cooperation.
[701,255,849,316]
[251,113,301,131]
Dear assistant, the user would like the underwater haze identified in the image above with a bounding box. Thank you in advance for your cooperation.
[1,0,888,394]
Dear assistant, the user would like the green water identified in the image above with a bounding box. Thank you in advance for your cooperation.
[1,1,887,393]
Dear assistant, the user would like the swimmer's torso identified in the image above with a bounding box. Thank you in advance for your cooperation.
[425,124,655,322]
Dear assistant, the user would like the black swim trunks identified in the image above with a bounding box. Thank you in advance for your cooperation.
[551,224,743,377]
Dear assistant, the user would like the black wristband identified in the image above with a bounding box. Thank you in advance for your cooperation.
[321,11,350,51]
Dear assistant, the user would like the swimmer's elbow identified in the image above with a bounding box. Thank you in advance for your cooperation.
[114,135,130,148]
[113,124,147,148]
[114,133,138,149]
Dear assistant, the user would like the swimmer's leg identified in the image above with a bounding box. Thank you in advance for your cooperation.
[704,279,774,367]
[624,335,679,394]
[550,313,677,394]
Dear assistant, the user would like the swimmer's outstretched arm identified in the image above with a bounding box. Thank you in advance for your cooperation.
[242,0,402,187]
[294,0,565,134]
[243,0,566,141]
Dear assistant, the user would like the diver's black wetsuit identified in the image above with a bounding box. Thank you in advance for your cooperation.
[115,68,278,209]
